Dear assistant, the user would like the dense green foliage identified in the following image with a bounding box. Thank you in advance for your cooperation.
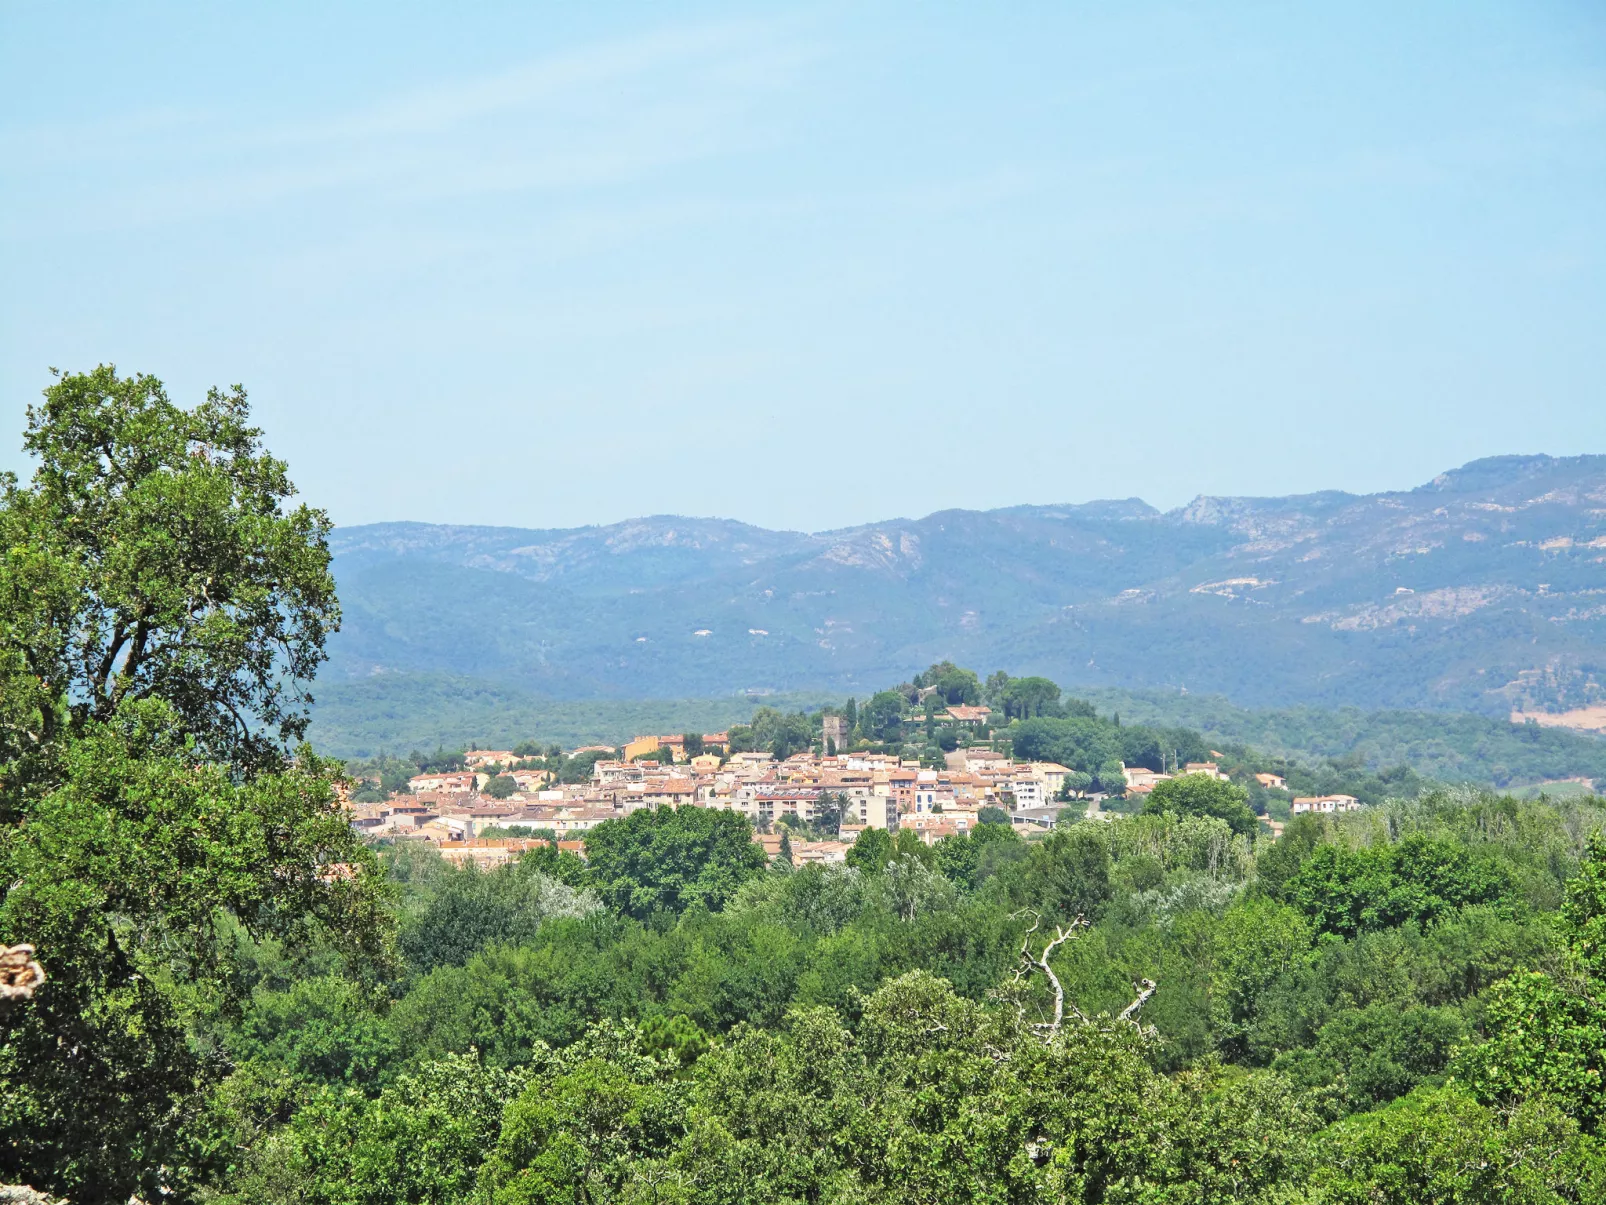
[1082,687,1606,789]
[1280,831,1515,938]
[1142,774,1259,836]
[1012,715,1208,789]
[0,369,390,1202]
[727,706,815,759]
[581,806,769,919]
[1451,831,1606,1134]
[131,789,1606,1203]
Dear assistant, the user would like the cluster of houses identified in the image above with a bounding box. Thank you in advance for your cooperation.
[346,727,1361,868]
[348,733,1102,866]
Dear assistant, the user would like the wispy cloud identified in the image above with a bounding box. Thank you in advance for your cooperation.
[0,15,816,236]
[300,19,797,143]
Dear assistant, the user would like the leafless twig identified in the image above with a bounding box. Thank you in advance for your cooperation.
[1117,978,1157,1024]
[1009,910,1089,1035]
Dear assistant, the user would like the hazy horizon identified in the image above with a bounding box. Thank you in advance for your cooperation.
[324,450,1595,535]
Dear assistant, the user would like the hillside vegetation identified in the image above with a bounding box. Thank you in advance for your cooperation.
[307,672,832,757]
[1080,688,1606,789]
[309,670,1606,792]
[325,454,1606,715]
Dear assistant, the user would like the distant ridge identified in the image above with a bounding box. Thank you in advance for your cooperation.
[324,455,1606,715]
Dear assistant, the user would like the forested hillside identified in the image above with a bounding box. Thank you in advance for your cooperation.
[307,670,1606,793]
[1079,688,1606,789]
[306,672,833,758]
[326,454,1606,715]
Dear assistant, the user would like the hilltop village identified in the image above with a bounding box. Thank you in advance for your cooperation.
[345,664,1369,866]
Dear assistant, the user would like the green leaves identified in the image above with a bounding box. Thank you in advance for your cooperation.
[400,857,600,973]
[995,675,1061,720]
[0,700,394,1197]
[1453,971,1606,1129]
[192,794,1606,1203]
[2,706,386,981]
[1018,825,1115,922]
[0,368,384,1200]
[2,366,339,777]
[583,806,768,920]
[1282,834,1515,939]
[263,1051,530,1205]
[1562,833,1606,981]
[1306,1085,1605,1205]
[1142,773,1259,837]
[481,1023,683,1204]
[1451,834,1606,1135]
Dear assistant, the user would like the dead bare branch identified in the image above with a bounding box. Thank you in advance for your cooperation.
[1009,910,1090,1035]
[1117,978,1157,1024]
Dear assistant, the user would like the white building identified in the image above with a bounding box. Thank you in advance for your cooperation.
[1290,794,1362,814]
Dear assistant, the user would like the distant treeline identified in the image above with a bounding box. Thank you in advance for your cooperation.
[1081,688,1606,788]
[308,672,832,757]
[319,666,1606,803]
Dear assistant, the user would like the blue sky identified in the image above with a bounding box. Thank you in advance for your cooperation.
[2,2,1602,532]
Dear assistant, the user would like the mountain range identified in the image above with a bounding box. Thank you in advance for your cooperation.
[324,454,1606,718]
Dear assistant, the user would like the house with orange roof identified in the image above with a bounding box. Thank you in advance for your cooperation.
[623,735,661,761]
[641,778,697,807]
[792,839,850,865]
[1122,765,1171,794]
[945,704,992,726]
[437,838,546,869]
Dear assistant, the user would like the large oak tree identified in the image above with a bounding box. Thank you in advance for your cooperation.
[0,367,390,1202]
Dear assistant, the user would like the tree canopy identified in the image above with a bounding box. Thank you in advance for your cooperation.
[996,674,1063,719]
[915,660,982,705]
[0,368,389,1201]
[192,791,1606,1203]
[581,805,768,919]
[0,366,340,781]
[1142,772,1259,836]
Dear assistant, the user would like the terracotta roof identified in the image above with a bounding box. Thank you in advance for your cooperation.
[643,779,697,794]
[945,705,993,721]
